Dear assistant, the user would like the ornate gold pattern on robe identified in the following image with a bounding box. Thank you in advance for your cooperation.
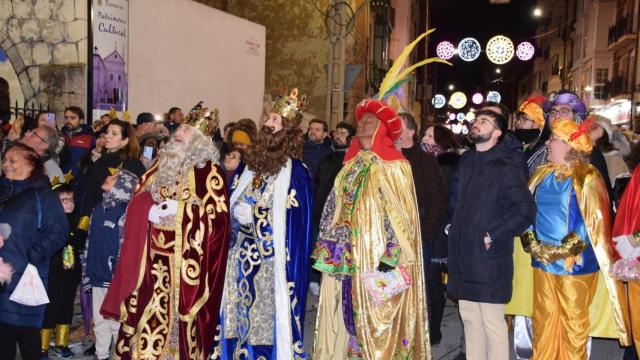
[313,151,430,359]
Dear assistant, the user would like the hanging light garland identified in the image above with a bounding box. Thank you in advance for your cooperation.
[486,35,514,65]
[486,90,502,103]
[516,41,535,61]
[448,113,456,121]
[432,94,446,109]
[471,92,484,105]
[457,37,481,62]
[456,112,466,121]
[449,91,467,109]
[436,41,456,60]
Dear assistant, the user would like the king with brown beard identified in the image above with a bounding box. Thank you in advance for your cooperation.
[211,89,314,360]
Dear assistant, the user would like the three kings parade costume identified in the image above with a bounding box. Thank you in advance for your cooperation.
[312,30,450,360]
[101,103,231,359]
[210,89,314,359]
[510,118,630,359]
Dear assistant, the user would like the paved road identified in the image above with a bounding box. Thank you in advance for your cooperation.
[35,291,626,359]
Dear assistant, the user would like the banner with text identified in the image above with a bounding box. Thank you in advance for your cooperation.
[91,0,129,116]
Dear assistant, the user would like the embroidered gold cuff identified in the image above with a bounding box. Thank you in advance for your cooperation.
[521,231,587,265]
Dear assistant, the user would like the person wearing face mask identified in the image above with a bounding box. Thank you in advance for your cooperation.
[212,89,313,360]
[514,96,546,154]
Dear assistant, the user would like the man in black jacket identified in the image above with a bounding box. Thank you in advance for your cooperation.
[448,108,536,360]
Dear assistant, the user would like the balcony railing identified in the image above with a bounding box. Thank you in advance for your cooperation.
[608,16,637,47]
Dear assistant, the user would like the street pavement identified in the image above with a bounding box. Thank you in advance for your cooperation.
[32,290,625,359]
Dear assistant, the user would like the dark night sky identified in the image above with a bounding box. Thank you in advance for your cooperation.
[428,0,539,110]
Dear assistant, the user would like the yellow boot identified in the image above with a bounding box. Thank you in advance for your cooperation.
[40,328,53,352]
[54,324,70,348]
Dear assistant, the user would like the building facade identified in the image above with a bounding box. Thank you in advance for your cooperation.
[522,0,639,130]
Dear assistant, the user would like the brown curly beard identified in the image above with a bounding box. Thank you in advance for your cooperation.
[244,117,303,176]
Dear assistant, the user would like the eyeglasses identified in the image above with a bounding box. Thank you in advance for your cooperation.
[28,130,49,145]
[548,108,574,118]
[60,197,74,204]
[474,117,498,130]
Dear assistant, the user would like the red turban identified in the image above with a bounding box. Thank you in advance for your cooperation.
[344,99,405,162]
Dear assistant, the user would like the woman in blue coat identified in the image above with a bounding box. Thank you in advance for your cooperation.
[0,143,68,360]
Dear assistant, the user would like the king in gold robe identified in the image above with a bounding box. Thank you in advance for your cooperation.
[312,98,429,360]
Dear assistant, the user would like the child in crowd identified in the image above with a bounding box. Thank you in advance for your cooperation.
[41,176,82,359]
[84,168,138,360]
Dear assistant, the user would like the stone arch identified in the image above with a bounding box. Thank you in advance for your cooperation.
[0,31,37,103]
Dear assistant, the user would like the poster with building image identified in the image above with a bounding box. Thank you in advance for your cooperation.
[91,0,128,118]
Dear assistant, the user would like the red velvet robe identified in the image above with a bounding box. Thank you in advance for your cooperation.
[102,161,230,360]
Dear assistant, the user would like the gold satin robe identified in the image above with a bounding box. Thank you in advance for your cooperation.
[312,151,430,360]
[507,163,630,345]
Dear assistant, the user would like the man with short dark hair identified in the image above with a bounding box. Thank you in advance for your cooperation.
[448,109,536,360]
[21,126,64,180]
[60,105,94,202]
[164,106,184,134]
[302,118,333,180]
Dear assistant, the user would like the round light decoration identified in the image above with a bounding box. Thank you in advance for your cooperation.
[486,35,515,65]
[457,37,481,62]
[456,112,466,121]
[436,41,456,60]
[516,41,535,61]
[448,113,456,121]
[449,91,467,109]
[486,90,501,103]
[471,92,484,105]
[432,94,446,109]
[466,111,475,121]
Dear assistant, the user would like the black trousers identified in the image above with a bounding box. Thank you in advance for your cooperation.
[42,275,80,328]
[0,324,41,360]
[427,262,447,341]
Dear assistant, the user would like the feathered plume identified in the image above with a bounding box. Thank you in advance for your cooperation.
[377,28,452,101]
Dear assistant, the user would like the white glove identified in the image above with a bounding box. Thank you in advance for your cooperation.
[148,200,179,224]
[614,235,637,259]
[234,202,253,225]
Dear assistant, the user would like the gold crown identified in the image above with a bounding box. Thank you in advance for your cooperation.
[271,88,306,124]
[51,171,74,191]
[185,101,220,136]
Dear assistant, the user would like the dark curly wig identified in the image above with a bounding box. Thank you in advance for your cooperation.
[244,116,303,176]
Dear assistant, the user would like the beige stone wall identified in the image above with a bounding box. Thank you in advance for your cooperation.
[223,0,332,122]
[0,0,88,112]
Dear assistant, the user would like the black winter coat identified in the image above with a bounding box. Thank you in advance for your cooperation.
[447,138,536,304]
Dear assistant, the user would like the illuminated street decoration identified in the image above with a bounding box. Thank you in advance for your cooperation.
[436,41,456,60]
[449,91,467,109]
[486,90,501,103]
[486,35,514,64]
[457,37,481,62]
[456,112,466,121]
[466,111,475,121]
[516,41,535,61]
[448,113,456,120]
[471,92,484,105]
[432,94,447,109]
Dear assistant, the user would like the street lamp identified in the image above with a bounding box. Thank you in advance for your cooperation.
[584,85,593,92]
[533,7,542,17]
[448,84,455,91]
[495,68,502,74]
